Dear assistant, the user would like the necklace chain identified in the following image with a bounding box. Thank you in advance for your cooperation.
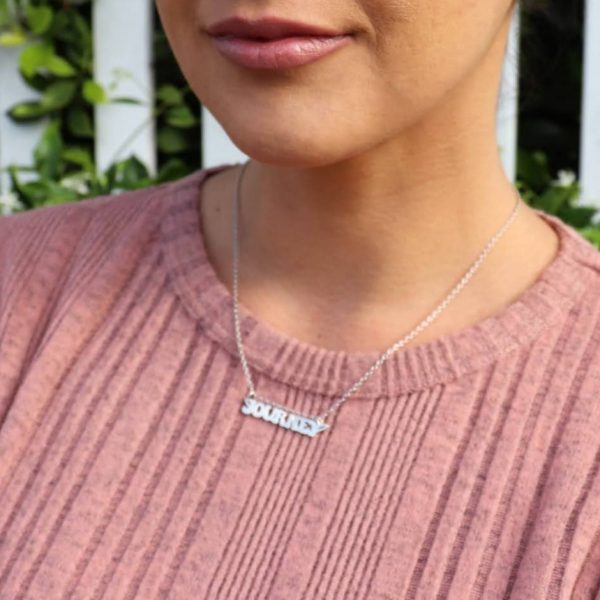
[232,159,522,427]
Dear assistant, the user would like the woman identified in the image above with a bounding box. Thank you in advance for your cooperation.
[0,0,599,598]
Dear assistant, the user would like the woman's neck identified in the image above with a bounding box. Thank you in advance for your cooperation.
[200,138,559,353]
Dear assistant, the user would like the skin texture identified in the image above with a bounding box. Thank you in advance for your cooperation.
[155,0,559,352]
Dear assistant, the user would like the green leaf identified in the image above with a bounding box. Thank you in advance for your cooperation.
[20,41,52,77]
[0,28,27,46]
[157,126,189,154]
[165,105,198,128]
[557,205,597,228]
[25,5,53,35]
[52,10,92,71]
[82,79,108,104]
[40,80,78,111]
[19,40,76,77]
[34,119,63,180]
[8,100,50,122]
[12,178,78,207]
[156,85,184,106]
[47,55,77,77]
[61,146,94,172]
[533,186,571,214]
[103,156,151,190]
[40,185,80,205]
[67,105,94,137]
[18,180,53,205]
[155,158,190,183]
[516,148,552,192]
[118,156,151,189]
[578,227,600,250]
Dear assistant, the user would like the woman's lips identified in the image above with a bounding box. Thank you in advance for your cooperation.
[210,34,353,70]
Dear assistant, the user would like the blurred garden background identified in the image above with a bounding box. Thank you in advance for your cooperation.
[0,0,599,247]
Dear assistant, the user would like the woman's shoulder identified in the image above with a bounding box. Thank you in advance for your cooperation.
[0,174,191,274]
[0,166,213,266]
[535,209,600,313]
[0,178,175,254]
[0,176,188,338]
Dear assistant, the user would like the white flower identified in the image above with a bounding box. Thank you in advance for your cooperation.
[553,169,577,187]
[60,175,90,195]
[0,191,24,215]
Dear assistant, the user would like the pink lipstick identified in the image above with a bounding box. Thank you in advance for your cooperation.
[207,16,353,70]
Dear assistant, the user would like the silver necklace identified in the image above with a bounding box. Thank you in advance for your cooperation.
[232,159,522,438]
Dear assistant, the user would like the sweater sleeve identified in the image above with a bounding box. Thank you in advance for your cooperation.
[0,182,170,432]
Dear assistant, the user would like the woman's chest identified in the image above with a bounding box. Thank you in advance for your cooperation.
[0,307,599,599]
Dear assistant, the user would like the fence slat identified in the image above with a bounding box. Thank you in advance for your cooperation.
[496,4,521,183]
[93,0,156,176]
[202,106,246,168]
[581,0,600,213]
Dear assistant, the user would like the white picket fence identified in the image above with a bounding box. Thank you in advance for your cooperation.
[0,0,599,211]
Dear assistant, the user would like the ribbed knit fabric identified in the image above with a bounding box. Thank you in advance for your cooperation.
[1,162,600,600]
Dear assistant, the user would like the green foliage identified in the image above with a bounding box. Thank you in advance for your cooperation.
[6,116,191,211]
[516,148,600,248]
[0,0,201,212]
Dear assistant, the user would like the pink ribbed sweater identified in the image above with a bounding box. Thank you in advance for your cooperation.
[1,162,600,600]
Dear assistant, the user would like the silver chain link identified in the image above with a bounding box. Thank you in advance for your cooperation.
[231,159,522,425]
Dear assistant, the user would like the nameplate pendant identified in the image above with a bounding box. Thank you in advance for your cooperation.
[240,394,329,438]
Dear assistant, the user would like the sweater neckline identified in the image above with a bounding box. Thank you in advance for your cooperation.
[159,162,597,399]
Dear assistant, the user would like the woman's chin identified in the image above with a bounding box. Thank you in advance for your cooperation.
[223,130,350,168]
[213,115,366,168]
